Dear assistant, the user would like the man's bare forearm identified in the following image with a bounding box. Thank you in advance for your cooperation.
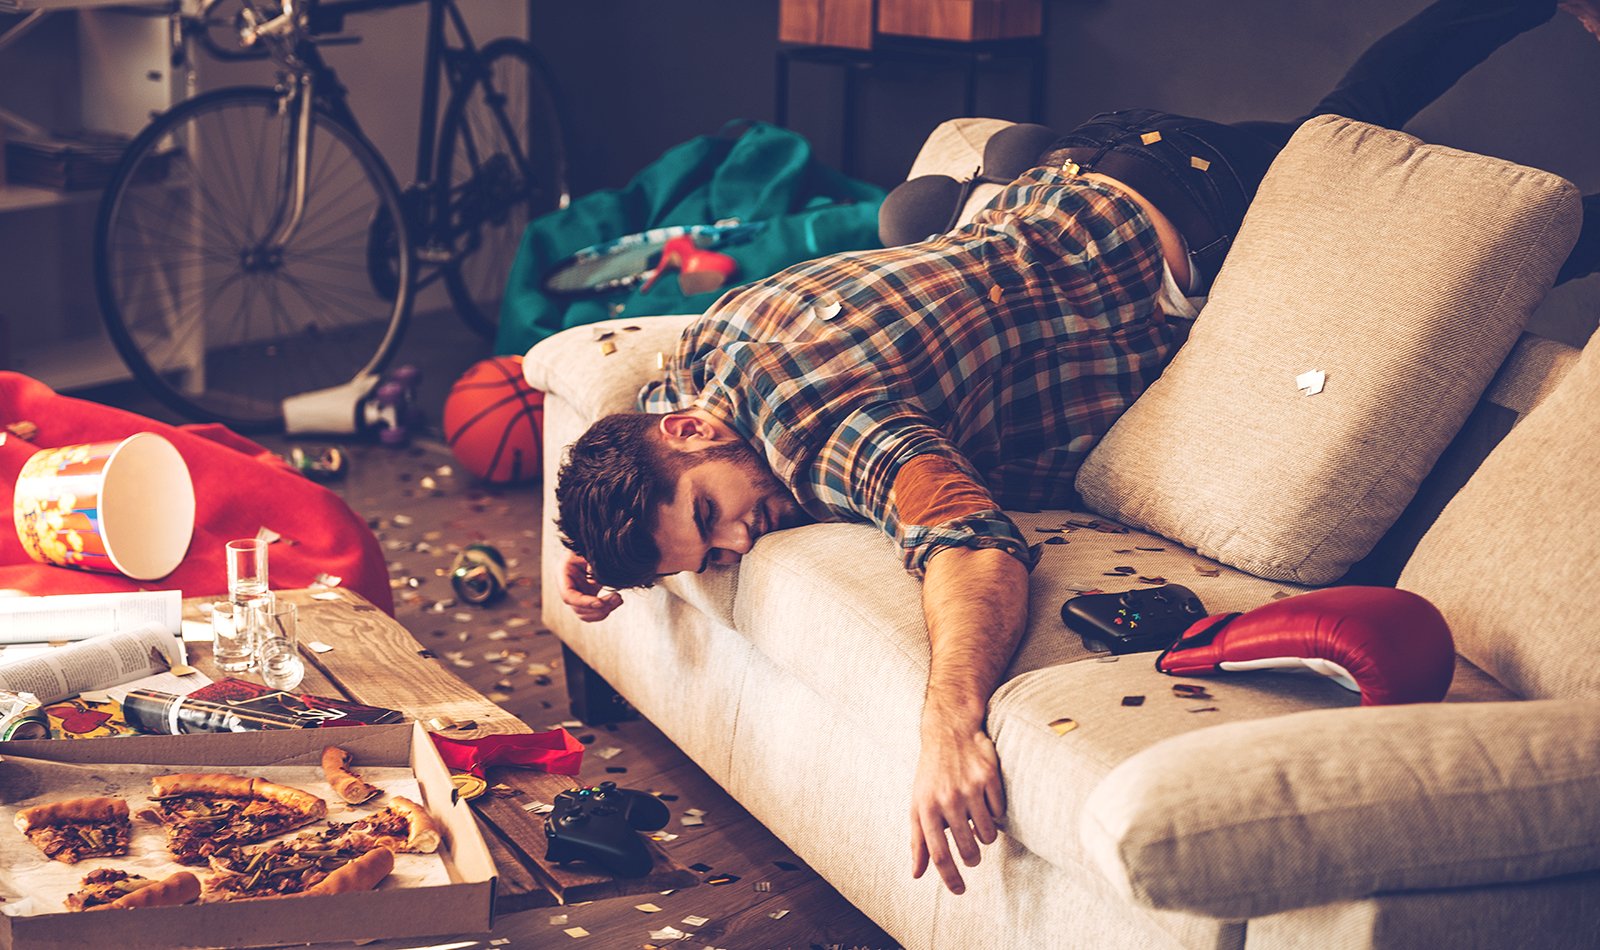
[922,545,1031,724]
[911,544,1030,894]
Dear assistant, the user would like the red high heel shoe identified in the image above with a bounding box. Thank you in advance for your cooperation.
[640,234,739,295]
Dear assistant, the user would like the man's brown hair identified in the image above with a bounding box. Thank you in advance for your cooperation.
[554,411,746,590]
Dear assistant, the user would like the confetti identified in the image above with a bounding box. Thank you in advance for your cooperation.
[706,875,740,886]
[1193,565,1221,577]
[635,903,663,913]
[550,914,569,925]
[1049,717,1078,735]
[597,746,624,759]
[649,927,688,941]
[1122,695,1145,707]
[393,514,414,526]
[565,926,590,937]
[754,881,771,892]
[307,640,334,654]
[768,910,789,920]
[1044,537,1068,545]
[680,815,704,827]
[682,915,710,927]
[1188,706,1220,713]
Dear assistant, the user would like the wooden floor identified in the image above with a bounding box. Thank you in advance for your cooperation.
[258,432,905,950]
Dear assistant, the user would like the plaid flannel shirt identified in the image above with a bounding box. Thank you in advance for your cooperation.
[639,166,1179,577]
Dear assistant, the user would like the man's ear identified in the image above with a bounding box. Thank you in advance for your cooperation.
[658,412,721,450]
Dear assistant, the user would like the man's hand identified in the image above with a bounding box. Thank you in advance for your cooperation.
[910,544,1029,895]
[910,714,1006,895]
[557,550,623,622]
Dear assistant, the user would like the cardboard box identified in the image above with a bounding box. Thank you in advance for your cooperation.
[779,0,877,49]
[877,0,1042,42]
[0,722,496,950]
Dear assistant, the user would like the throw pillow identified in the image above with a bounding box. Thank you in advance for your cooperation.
[1399,326,1600,699]
[1075,115,1581,585]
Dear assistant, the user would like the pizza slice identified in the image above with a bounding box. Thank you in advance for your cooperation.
[13,797,132,864]
[204,831,368,901]
[339,796,442,853]
[143,773,328,866]
[65,869,201,911]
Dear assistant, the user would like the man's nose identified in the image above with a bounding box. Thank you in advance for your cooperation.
[713,521,754,554]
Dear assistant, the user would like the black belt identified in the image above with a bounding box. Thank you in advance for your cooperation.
[1041,146,1225,263]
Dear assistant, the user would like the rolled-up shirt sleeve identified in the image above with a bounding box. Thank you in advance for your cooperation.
[802,404,1037,579]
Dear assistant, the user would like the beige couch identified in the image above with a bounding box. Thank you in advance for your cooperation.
[524,116,1600,950]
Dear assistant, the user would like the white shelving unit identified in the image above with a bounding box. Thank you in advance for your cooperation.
[1,0,176,390]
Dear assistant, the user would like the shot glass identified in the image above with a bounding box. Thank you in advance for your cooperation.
[254,601,304,692]
[209,602,255,673]
[225,538,271,608]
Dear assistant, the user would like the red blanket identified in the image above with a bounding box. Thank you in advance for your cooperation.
[0,373,392,613]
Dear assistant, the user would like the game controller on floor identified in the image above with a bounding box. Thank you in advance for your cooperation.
[544,781,671,878]
[1061,584,1209,654]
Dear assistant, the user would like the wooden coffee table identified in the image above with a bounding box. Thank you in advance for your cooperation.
[183,588,698,910]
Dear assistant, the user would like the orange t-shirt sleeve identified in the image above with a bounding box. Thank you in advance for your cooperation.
[892,454,999,527]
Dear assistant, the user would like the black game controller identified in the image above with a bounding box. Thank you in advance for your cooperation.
[1061,584,1208,655]
[544,781,671,878]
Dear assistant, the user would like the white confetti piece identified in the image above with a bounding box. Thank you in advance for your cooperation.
[393,514,414,526]
[1296,369,1327,396]
[635,903,663,913]
[649,927,688,941]
[679,815,703,827]
[596,746,623,760]
[307,640,334,654]
[682,915,709,927]
[549,914,568,925]
[768,910,789,920]
[684,808,706,817]
[564,926,590,937]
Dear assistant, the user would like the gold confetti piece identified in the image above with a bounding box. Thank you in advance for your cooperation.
[1193,565,1221,577]
[1059,160,1081,175]
[769,910,790,920]
[1050,718,1078,735]
[989,284,1004,304]
[754,881,771,892]
[1190,156,1210,171]
[1141,131,1163,145]
[564,926,590,938]
[1272,590,1293,600]
[600,340,617,356]
[635,903,663,913]
[170,663,198,676]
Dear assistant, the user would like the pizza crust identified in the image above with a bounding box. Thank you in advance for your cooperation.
[94,871,202,911]
[14,797,129,834]
[301,846,394,896]
[321,747,382,805]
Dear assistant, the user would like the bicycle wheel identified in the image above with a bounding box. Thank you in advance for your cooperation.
[95,86,412,432]
[436,37,570,340]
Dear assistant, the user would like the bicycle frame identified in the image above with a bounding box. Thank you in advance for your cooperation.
[224,0,532,269]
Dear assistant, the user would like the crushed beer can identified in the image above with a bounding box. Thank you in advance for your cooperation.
[0,690,49,740]
[450,543,507,606]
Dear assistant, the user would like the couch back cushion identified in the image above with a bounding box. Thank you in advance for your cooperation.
[1075,115,1581,585]
[1400,329,1600,699]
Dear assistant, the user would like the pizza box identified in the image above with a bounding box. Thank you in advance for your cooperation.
[0,722,496,950]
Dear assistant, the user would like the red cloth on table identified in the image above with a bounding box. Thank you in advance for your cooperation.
[0,373,392,613]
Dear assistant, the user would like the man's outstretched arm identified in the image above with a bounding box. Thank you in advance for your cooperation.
[911,544,1030,895]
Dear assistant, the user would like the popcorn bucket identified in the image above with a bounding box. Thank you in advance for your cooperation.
[13,432,196,580]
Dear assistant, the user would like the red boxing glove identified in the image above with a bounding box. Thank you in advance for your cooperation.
[1156,587,1455,706]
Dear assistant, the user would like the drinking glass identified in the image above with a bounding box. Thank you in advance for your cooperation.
[209,602,255,673]
[225,538,271,608]
[255,601,303,691]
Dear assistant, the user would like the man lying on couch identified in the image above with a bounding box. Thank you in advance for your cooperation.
[549,0,1600,896]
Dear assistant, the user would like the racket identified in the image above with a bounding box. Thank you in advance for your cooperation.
[542,221,766,298]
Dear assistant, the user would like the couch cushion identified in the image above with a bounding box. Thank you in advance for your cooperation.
[1399,331,1600,700]
[988,653,1359,886]
[1078,698,1600,919]
[1075,115,1582,585]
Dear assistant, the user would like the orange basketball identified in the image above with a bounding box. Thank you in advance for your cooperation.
[443,356,544,483]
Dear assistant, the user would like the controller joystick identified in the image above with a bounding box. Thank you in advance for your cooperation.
[544,782,671,878]
[1060,583,1208,655]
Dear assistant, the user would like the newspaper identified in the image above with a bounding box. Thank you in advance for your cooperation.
[0,622,188,706]
[0,590,183,644]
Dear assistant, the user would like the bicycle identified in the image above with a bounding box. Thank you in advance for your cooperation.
[93,0,571,432]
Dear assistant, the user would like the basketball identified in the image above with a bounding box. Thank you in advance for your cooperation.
[443,356,544,483]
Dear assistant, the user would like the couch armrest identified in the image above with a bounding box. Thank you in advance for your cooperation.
[1079,698,1600,919]
[522,315,698,424]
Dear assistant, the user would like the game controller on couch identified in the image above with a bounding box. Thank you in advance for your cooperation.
[544,781,671,878]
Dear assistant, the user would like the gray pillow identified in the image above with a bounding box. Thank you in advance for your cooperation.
[1075,115,1581,585]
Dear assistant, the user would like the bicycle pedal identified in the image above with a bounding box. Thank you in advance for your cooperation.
[357,365,422,445]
